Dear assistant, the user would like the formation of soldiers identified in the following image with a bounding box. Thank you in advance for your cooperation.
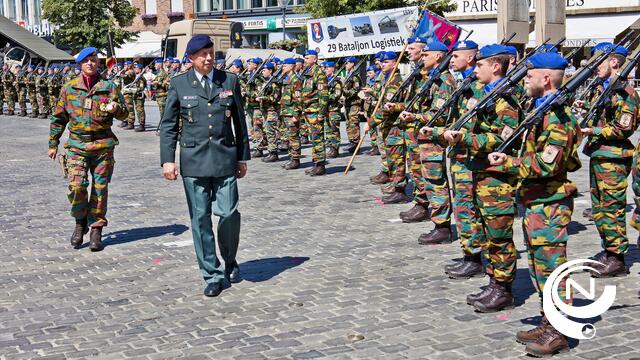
[0,62,79,118]
[228,34,640,357]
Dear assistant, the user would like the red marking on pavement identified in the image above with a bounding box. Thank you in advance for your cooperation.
[496,313,509,321]
[374,198,385,207]
[152,258,162,265]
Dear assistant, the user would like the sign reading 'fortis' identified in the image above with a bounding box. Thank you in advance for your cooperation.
[306,6,419,58]
[448,0,640,16]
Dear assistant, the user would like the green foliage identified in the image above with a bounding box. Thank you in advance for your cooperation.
[300,0,457,18]
[42,0,139,54]
[268,39,304,51]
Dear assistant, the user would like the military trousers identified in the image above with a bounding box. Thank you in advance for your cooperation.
[182,175,241,285]
[374,124,388,173]
[133,97,146,126]
[262,108,279,153]
[49,94,58,113]
[523,197,573,313]
[420,158,452,226]
[283,115,301,160]
[404,128,429,206]
[324,109,341,150]
[36,92,48,116]
[473,172,517,284]
[630,149,640,231]
[4,89,15,111]
[66,148,115,228]
[28,91,38,116]
[248,107,266,151]
[305,111,326,164]
[590,157,632,255]
[384,126,407,191]
[123,94,135,124]
[451,159,484,256]
[345,103,361,144]
[156,96,167,119]
[18,89,27,112]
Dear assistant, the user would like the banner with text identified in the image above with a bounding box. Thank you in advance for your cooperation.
[306,6,420,59]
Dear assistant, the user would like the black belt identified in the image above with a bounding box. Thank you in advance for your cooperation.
[69,131,113,142]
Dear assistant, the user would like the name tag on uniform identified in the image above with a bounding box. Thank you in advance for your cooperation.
[84,98,92,110]
[183,96,198,100]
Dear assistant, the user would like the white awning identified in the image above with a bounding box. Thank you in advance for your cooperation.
[455,12,639,47]
[101,31,163,59]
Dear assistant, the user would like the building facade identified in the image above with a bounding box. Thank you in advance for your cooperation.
[126,0,194,35]
[1,0,53,38]
[195,0,309,49]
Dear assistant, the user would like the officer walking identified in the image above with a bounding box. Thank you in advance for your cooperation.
[47,47,129,251]
[159,35,250,297]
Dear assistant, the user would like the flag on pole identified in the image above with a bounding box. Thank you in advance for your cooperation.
[413,10,461,49]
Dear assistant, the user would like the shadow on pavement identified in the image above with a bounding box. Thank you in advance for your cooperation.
[94,224,190,248]
[240,256,309,282]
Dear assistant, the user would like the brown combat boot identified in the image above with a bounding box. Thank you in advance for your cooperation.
[591,252,627,278]
[418,225,452,245]
[70,219,88,249]
[326,146,339,158]
[370,171,390,185]
[305,163,326,176]
[124,123,135,130]
[251,149,264,158]
[447,254,484,279]
[38,114,48,119]
[283,159,300,170]
[367,147,380,156]
[262,152,279,163]
[467,278,496,305]
[400,204,430,223]
[524,325,569,357]
[516,316,549,345]
[6,110,14,116]
[278,141,289,152]
[89,227,104,252]
[472,280,514,313]
[19,111,27,117]
[381,184,397,194]
[346,142,358,154]
[381,191,410,204]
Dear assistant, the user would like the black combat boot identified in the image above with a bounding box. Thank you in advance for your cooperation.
[251,149,264,158]
[262,152,279,163]
[305,163,326,176]
[70,219,88,249]
[591,251,627,278]
[399,204,430,223]
[472,280,514,313]
[467,278,496,305]
[418,224,452,245]
[283,159,300,170]
[447,254,484,279]
[89,227,104,252]
[524,324,569,357]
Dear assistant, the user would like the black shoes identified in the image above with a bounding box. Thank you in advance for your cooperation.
[226,262,241,284]
[204,282,223,297]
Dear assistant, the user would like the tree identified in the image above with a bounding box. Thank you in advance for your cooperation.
[301,0,457,19]
[42,0,139,54]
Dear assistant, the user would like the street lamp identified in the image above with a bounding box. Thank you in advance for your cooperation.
[278,0,291,41]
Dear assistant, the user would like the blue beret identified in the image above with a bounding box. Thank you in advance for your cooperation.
[47,66,54,70]
[36,66,44,70]
[413,36,429,45]
[540,44,558,53]
[527,52,568,70]
[379,51,397,61]
[134,63,143,69]
[262,62,274,70]
[232,59,244,67]
[272,57,281,64]
[374,51,385,59]
[215,59,225,65]
[153,58,163,64]
[320,61,328,67]
[172,58,181,64]
[164,58,171,62]
[283,58,296,65]
[591,42,613,55]
[124,60,133,65]
[505,46,518,56]
[116,62,122,67]
[75,47,98,63]
[64,63,71,67]
[613,45,629,57]
[407,37,416,44]
[185,34,213,56]
[476,44,509,60]
[304,49,318,56]
[295,58,304,63]
[453,40,479,51]
[367,65,377,71]
[424,41,448,52]
[15,64,22,69]
[248,57,262,64]
[325,61,336,67]
[345,56,357,63]
[28,65,34,69]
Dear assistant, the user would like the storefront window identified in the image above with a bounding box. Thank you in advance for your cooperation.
[224,0,233,9]
[251,0,263,8]
[236,0,249,9]
[266,0,278,7]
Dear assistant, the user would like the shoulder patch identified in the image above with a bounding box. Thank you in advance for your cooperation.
[541,144,561,164]
[500,125,514,140]
[435,98,445,109]
[620,112,633,129]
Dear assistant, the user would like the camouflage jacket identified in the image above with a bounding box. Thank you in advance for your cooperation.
[244,71,263,109]
[458,85,522,172]
[301,64,329,114]
[47,73,63,96]
[26,72,37,92]
[280,72,303,117]
[362,76,377,115]
[133,75,146,99]
[2,70,15,87]
[327,75,343,112]
[497,102,581,206]
[583,82,640,159]
[15,71,27,90]
[49,75,128,153]
[155,69,171,97]
[343,73,362,105]
[120,70,136,95]
[372,70,403,128]
[258,76,281,111]
[63,71,76,85]
[35,73,48,93]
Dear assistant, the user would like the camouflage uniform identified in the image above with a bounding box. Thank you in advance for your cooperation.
[497,102,581,313]
[245,72,266,152]
[0,69,4,111]
[121,69,136,125]
[15,70,28,115]
[155,69,171,117]
[35,71,49,118]
[280,72,304,160]
[364,76,378,149]
[631,141,640,231]
[371,71,399,175]
[583,81,640,255]
[49,76,128,227]
[325,75,343,151]
[301,64,329,164]
[2,69,16,113]
[26,70,39,117]
[132,75,147,127]
[258,75,281,154]
[47,72,63,114]
[402,69,455,223]
[436,88,522,284]
[343,72,363,144]
[63,70,76,84]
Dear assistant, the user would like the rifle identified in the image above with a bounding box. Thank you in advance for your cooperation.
[495,47,616,154]
[327,59,347,89]
[579,33,640,128]
[245,54,275,86]
[122,64,152,94]
[226,56,241,70]
[256,68,283,97]
[332,57,367,91]
[448,37,565,131]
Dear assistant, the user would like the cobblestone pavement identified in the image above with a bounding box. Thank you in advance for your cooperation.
[1,103,639,360]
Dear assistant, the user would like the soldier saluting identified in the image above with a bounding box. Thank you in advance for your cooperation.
[47,47,128,251]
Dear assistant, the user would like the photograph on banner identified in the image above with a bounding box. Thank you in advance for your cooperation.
[307,6,420,58]
[413,10,462,49]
